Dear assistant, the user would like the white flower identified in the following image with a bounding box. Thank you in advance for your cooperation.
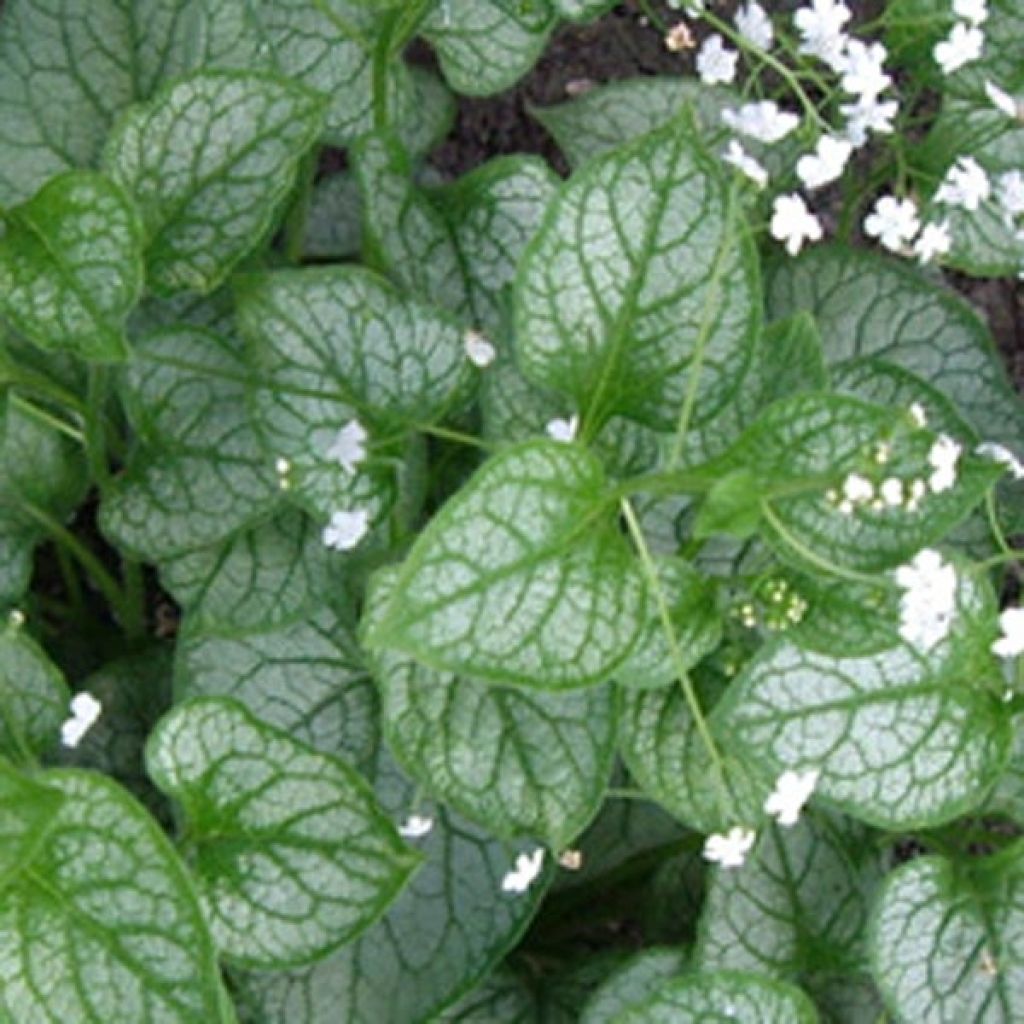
[997,171,1024,219]
[842,472,874,503]
[841,96,899,147]
[325,419,368,474]
[697,34,738,85]
[323,508,370,551]
[545,414,579,443]
[838,40,891,100]
[721,140,768,188]
[398,815,434,839]
[905,477,928,511]
[935,157,991,210]
[722,100,800,143]
[881,477,904,506]
[975,442,1024,480]
[764,770,820,826]
[770,194,824,256]
[864,195,920,252]
[953,0,988,26]
[908,402,928,428]
[914,221,952,264]
[464,329,497,368]
[501,847,545,893]
[558,849,583,870]
[993,607,1024,658]
[927,434,962,493]
[664,22,695,53]
[60,692,102,748]
[985,80,1020,119]
[895,548,957,651]
[934,22,984,74]
[796,135,853,189]
[736,2,774,50]
[794,0,851,69]
[703,826,757,868]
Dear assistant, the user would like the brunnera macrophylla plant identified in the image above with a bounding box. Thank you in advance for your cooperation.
[0,0,1022,1020]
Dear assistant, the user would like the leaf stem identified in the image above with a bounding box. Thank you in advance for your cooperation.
[759,500,895,587]
[621,497,735,822]
[85,367,111,492]
[282,148,319,265]
[984,489,1015,564]
[121,557,147,642]
[371,12,402,131]
[9,394,85,444]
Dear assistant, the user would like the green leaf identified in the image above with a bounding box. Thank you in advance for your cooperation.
[620,679,767,833]
[553,0,617,21]
[366,440,647,689]
[146,696,418,968]
[0,171,143,360]
[100,326,278,560]
[0,527,34,607]
[696,812,885,1016]
[0,759,64,891]
[871,842,1024,1023]
[176,604,378,769]
[694,470,763,542]
[702,392,1001,572]
[232,752,549,1024]
[714,573,1012,829]
[615,969,820,1023]
[303,172,364,261]
[0,621,70,763]
[422,0,556,97]
[235,265,471,524]
[515,118,760,432]
[618,557,722,689]
[754,313,830,410]
[0,0,201,205]
[368,565,617,848]
[104,70,325,294]
[530,77,732,170]
[438,966,539,1022]
[0,768,231,1023]
[161,509,334,635]
[580,948,688,1024]
[766,244,1024,454]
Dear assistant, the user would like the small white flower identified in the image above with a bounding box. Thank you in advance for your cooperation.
[842,472,874,504]
[794,0,852,69]
[721,140,768,188]
[8,608,25,628]
[796,135,853,189]
[770,194,824,256]
[934,22,984,75]
[558,849,583,870]
[997,171,1024,219]
[464,329,497,368]
[908,402,928,428]
[905,477,928,511]
[326,419,368,475]
[274,457,291,476]
[664,21,695,53]
[722,100,800,143]
[953,0,988,26]
[60,692,102,748]
[545,414,579,443]
[323,508,370,551]
[697,34,739,85]
[764,769,820,826]
[881,477,904,506]
[841,96,899,147]
[936,157,992,211]
[501,847,545,893]
[736,2,774,50]
[914,221,952,264]
[975,442,1024,480]
[838,39,891,100]
[398,815,434,839]
[927,434,962,493]
[864,195,920,252]
[895,548,957,651]
[993,607,1024,658]
[703,826,757,868]
[985,80,1020,119]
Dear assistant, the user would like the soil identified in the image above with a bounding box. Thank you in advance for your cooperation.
[421,1,1024,392]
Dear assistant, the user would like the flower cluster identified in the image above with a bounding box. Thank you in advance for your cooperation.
[895,548,957,651]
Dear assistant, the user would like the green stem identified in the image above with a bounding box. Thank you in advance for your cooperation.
[760,500,895,587]
[55,544,86,618]
[371,12,401,131]
[282,148,319,265]
[18,501,130,625]
[416,422,495,451]
[985,489,1015,563]
[121,557,147,642]
[9,394,85,444]
[971,551,1023,575]
[621,497,735,822]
